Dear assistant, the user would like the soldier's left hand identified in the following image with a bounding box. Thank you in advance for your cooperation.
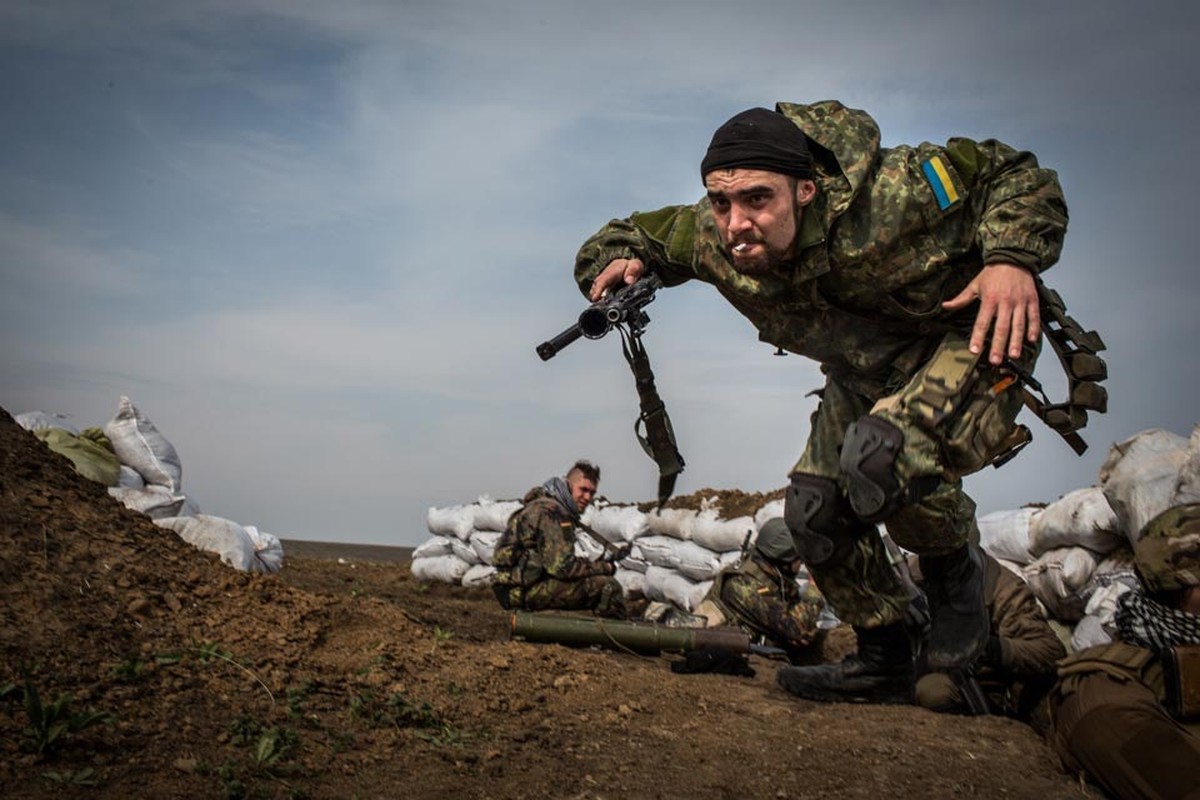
[942,262,1040,365]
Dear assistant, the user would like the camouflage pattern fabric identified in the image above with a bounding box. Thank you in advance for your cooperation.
[492,486,627,618]
[702,553,825,660]
[574,100,1068,628]
[1135,504,1200,593]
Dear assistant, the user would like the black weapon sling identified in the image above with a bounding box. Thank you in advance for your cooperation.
[618,326,685,506]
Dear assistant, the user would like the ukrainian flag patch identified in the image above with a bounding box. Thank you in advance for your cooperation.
[921,156,960,211]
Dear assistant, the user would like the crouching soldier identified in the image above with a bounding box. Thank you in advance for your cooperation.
[693,518,827,663]
[913,550,1065,728]
[491,460,635,619]
[1046,504,1200,800]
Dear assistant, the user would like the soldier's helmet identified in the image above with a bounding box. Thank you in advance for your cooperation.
[756,517,799,563]
[1134,503,1200,593]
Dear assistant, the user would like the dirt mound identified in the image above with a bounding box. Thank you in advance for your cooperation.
[0,409,1091,798]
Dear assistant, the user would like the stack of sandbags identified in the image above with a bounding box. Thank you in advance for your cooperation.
[17,397,284,574]
[412,495,524,587]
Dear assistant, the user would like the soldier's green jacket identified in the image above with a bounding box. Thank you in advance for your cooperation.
[574,100,1069,400]
[492,486,614,588]
[700,553,825,658]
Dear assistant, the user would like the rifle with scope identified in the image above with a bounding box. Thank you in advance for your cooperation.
[536,274,664,361]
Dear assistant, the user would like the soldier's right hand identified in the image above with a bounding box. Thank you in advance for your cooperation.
[608,543,633,563]
[589,258,645,302]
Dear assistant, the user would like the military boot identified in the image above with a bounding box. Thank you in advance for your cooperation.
[775,623,913,704]
[919,543,989,670]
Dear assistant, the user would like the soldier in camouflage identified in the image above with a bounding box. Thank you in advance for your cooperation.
[1046,504,1200,800]
[693,518,826,663]
[576,102,1069,702]
[491,460,633,618]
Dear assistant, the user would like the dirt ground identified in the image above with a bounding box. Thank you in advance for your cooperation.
[0,409,1101,799]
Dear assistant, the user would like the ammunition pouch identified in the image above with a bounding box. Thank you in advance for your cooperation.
[1020,280,1108,455]
[1163,645,1200,721]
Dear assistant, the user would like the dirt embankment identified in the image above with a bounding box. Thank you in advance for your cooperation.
[0,410,1095,799]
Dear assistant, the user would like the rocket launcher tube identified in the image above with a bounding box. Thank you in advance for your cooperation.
[510,611,756,656]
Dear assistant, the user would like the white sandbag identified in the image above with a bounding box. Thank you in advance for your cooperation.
[15,411,80,435]
[154,514,269,573]
[581,502,649,543]
[644,507,694,541]
[1099,428,1189,543]
[109,485,200,520]
[243,525,284,574]
[642,565,711,612]
[426,504,475,540]
[688,511,756,553]
[632,535,724,581]
[116,465,145,489]
[461,564,496,587]
[471,496,522,532]
[469,530,502,564]
[103,396,183,492]
[1070,615,1112,652]
[754,499,785,530]
[1029,487,1123,557]
[413,535,456,560]
[573,531,608,562]
[978,507,1039,565]
[410,554,471,584]
[614,567,646,596]
[1021,546,1102,622]
[450,537,481,566]
[1173,424,1200,505]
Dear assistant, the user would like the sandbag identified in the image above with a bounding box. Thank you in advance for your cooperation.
[644,507,694,541]
[410,554,472,584]
[15,410,80,435]
[469,530,502,564]
[642,565,711,612]
[472,496,522,532]
[154,514,271,573]
[582,502,649,543]
[688,511,756,553]
[754,499,785,530]
[633,535,725,581]
[450,537,481,566]
[109,485,200,520]
[1099,428,1189,544]
[33,427,121,486]
[1174,424,1200,505]
[103,396,183,492]
[461,564,496,588]
[614,567,646,596]
[413,535,456,560]
[243,524,283,573]
[1021,546,1102,622]
[1029,487,1123,557]
[426,504,475,540]
[978,507,1039,565]
[116,465,145,489]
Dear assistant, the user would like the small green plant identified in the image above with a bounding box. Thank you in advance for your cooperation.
[41,767,99,786]
[285,681,317,720]
[194,640,233,664]
[18,675,114,757]
[112,658,148,683]
[251,727,296,771]
[430,626,453,654]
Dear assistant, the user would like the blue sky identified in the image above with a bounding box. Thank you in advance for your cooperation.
[2,1,1198,547]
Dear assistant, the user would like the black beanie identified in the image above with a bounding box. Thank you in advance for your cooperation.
[701,107,814,182]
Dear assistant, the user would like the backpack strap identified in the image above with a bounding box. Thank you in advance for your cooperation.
[620,327,686,506]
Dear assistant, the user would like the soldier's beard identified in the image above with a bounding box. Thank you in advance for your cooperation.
[725,203,803,275]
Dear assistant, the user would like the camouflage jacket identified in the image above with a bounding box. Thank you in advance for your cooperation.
[702,553,824,655]
[575,100,1069,398]
[491,486,613,588]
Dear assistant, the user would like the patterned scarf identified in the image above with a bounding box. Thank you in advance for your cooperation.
[541,476,579,521]
[1115,589,1200,651]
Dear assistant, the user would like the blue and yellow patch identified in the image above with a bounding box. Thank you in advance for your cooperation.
[921,156,960,211]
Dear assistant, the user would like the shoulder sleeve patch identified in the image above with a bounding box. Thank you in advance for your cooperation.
[920,155,963,211]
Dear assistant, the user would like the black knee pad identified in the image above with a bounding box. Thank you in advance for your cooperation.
[840,416,904,522]
[785,474,850,566]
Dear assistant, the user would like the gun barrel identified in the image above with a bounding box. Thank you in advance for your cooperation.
[537,323,584,361]
[510,611,751,655]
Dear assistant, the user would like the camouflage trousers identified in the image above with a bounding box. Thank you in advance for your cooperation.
[494,575,628,619]
[794,331,1037,628]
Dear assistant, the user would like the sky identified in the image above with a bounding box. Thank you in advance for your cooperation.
[2,1,1198,548]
